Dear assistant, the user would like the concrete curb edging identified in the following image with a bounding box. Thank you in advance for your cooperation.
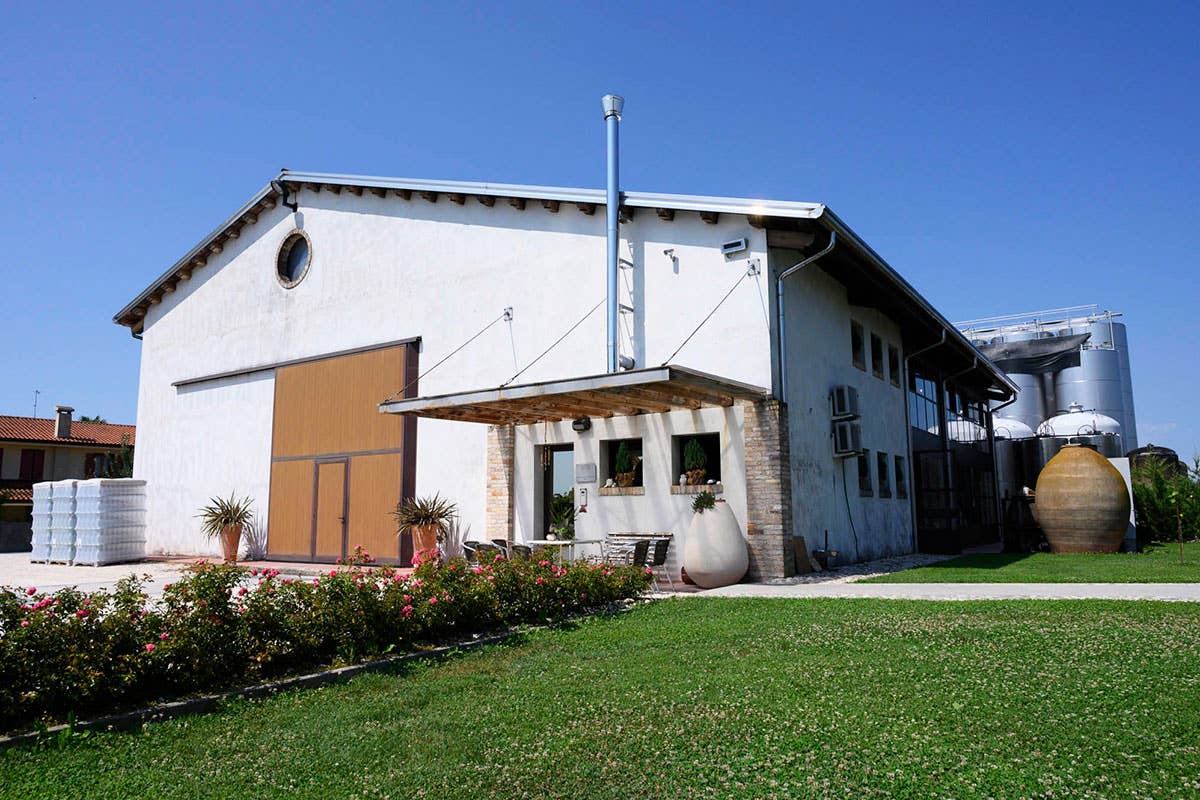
[0,602,641,752]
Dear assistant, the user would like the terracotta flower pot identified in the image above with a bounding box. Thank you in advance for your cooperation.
[686,468,707,486]
[615,472,636,488]
[411,523,440,559]
[682,499,748,588]
[220,524,243,564]
[1033,444,1131,554]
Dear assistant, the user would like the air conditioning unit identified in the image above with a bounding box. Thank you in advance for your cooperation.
[831,385,859,419]
[832,420,862,458]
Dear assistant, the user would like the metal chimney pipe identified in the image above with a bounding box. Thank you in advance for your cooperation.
[602,94,624,373]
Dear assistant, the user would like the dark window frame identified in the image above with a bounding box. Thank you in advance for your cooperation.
[601,437,644,488]
[870,333,885,380]
[858,448,873,497]
[877,451,891,497]
[888,344,901,387]
[895,455,909,499]
[672,433,721,484]
[850,321,866,371]
[19,449,45,482]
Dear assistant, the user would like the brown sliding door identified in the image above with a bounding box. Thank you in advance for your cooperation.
[266,341,418,563]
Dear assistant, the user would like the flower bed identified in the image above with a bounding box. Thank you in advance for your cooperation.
[0,554,651,734]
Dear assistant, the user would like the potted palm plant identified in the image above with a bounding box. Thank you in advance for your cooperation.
[393,494,457,562]
[197,494,255,564]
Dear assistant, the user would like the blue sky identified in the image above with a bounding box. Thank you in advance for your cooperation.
[2,1,1197,457]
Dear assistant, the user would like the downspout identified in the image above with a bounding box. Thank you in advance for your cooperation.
[775,231,836,402]
[902,330,946,552]
[987,389,1019,548]
[602,94,624,374]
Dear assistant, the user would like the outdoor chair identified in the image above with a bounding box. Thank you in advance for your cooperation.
[490,539,511,558]
[509,544,533,560]
[630,539,650,568]
[646,537,673,591]
[473,542,502,561]
[462,540,486,562]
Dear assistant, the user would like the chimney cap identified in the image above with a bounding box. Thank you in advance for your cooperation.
[601,94,624,120]
[54,405,75,414]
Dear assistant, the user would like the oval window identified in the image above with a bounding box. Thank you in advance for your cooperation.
[276,231,311,288]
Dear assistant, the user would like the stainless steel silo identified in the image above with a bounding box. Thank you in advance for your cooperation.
[1110,322,1138,452]
[1006,372,1046,434]
[1054,347,1123,427]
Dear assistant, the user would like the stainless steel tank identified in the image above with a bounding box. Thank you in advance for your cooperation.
[995,438,1025,501]
[1006,372,1046,434]
[1020,436,1067,489]
[1110,322,1138,452]
[1054,347,1123,426]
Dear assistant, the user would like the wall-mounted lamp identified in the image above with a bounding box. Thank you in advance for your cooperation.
[578,488,588,513]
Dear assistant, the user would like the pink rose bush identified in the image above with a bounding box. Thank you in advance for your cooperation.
[0,554,649,733]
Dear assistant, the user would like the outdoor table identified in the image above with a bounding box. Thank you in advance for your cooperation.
[525,538,603,562]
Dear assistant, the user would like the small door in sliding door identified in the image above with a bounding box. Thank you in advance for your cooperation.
[314,460,348,561]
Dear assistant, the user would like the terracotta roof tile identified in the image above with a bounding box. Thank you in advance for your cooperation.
[1,488,32,502]
[0,416,135,447]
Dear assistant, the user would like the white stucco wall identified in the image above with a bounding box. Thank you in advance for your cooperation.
[134,188,771,555]
[778,255,913,562]
[512,406,746,580]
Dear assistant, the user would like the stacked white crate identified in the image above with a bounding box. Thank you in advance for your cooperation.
[29,482,54,562]
[72,479,147,566]
[48,479,78,563]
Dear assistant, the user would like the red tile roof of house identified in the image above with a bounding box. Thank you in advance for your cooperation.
[2,488,33,502]
[0,416,135,447]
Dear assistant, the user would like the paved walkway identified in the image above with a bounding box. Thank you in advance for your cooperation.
[0,553,334,596]
[693,582,1200,601]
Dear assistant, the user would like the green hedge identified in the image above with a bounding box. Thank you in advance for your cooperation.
[0,555,651,733]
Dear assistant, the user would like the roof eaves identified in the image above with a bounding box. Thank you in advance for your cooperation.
[817,208,1018,399]
[112,181,278,327]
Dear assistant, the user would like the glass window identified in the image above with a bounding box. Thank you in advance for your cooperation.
[858,449,873,496]
[888,345,901,387]
[870,333,884,379]
[276,231,312,288]
[908,371,940,433]
[851,321,865,371]
[877,451,891,497]
[895,455,908,499]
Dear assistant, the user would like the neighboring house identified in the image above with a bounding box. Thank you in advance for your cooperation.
[113,169,1012,578]
[0,406,135,551]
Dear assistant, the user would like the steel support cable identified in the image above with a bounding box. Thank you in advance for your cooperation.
[383,310,510,403]
[502,297,605,387]
[660,265,755,366]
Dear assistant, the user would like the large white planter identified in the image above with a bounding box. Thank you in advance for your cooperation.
[682,500,748,588]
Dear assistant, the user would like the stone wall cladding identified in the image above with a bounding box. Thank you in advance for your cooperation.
[743,399,795,581]
[485,424,515,542]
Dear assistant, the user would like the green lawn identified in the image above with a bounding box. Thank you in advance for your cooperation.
[3,599,1200,799]
[863,541,1200,583]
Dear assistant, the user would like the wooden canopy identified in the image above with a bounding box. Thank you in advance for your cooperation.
[378,365,768,425]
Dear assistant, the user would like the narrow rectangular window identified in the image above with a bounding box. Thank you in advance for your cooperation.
[895,455,908,499]
[888,345,900,387]
[603,438,644,488]
[877,451,891,497]
[19,449,45,482]
[858,449,873,496]
[870,333,884,379]
[851,321,866,371]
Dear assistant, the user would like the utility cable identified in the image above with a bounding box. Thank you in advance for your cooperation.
[505,308,520,373]
[502,297,605,387]
[660,263,755,366]
[383,309,511,403]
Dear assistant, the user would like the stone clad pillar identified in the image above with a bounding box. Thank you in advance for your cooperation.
[743,399,795,581]
[486,424,515,543]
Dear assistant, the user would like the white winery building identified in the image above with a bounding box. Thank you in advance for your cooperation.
[115,168,1013,579]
